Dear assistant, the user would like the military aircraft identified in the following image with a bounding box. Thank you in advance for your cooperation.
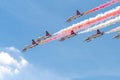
[66,10,84,22]
[59,30,77,41]
[84,29,104,42]
[113,33,120,39]
[22,39,39,52]
[22,31,51,52]
[37,31,52,42]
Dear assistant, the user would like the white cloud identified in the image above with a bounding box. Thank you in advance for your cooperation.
[0,52,17,65]
[0,66,12,75]
[0,51,28,80]
[0,66,11,80]
[5,47,20,53]
[14,68,19,74]
[20,57,28,67]
[0,47,72,80]
[16,57,28,69]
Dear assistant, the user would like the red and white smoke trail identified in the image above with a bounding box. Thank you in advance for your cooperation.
[84,0,120,15]
[54,6,120,35]
[106,26,120,34]
[41,6,120,44]
[78,15,120,34]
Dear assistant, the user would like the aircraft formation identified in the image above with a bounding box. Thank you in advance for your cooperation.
[22,0,120,52]
[22,31,51,52]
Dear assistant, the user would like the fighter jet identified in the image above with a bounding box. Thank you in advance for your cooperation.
[66,10,84,22]
[113,33,120,39]
[84,29,104,42]
[37,31,52,42]
[59,30,77,41]
[22,31,51,52]
[22,39,39,52]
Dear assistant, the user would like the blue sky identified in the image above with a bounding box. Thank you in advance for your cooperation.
[0,0,120,80]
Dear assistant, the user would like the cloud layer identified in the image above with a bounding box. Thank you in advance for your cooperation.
[0,47,28,80]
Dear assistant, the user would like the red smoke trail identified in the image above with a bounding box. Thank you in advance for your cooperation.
[42,6,120,44]
[84,0,120,15]
[60,7,120,35]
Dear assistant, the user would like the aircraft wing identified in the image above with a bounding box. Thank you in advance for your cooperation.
[85,37,92,42]
[22,44,36,52]
[113,34,120,39]
[66,16,73,22]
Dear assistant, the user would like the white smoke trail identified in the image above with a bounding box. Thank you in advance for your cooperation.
[106,26,120,34]
[53,6,120,36]
[42,6,120,43]
[78,15,120,34]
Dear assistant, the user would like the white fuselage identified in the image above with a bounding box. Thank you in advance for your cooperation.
[37,35,51,42]
[85,33,104,42]
[66,15,81,22]
[59,34,76,41]
[114,34,120,39]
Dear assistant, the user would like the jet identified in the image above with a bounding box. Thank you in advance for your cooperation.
[113,33,120,39]
[66,10,84,22]
[22,39,39,52]
[84,29,104,42]
[22,31,51,52]
[59,30,77,41]
[37,31,52,42]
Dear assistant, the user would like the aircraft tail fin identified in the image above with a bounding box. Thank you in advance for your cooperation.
[76,10,81,15]
[46,31,51,36]
[32,39,37,45]
[71,30,76,35]
[97,29,101,34]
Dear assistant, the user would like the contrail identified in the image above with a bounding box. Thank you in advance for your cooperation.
[106,26,120,34]
[54,6,120,35]
[78,15,120,34]
[42,6,120,44]
[84,0,120,15]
